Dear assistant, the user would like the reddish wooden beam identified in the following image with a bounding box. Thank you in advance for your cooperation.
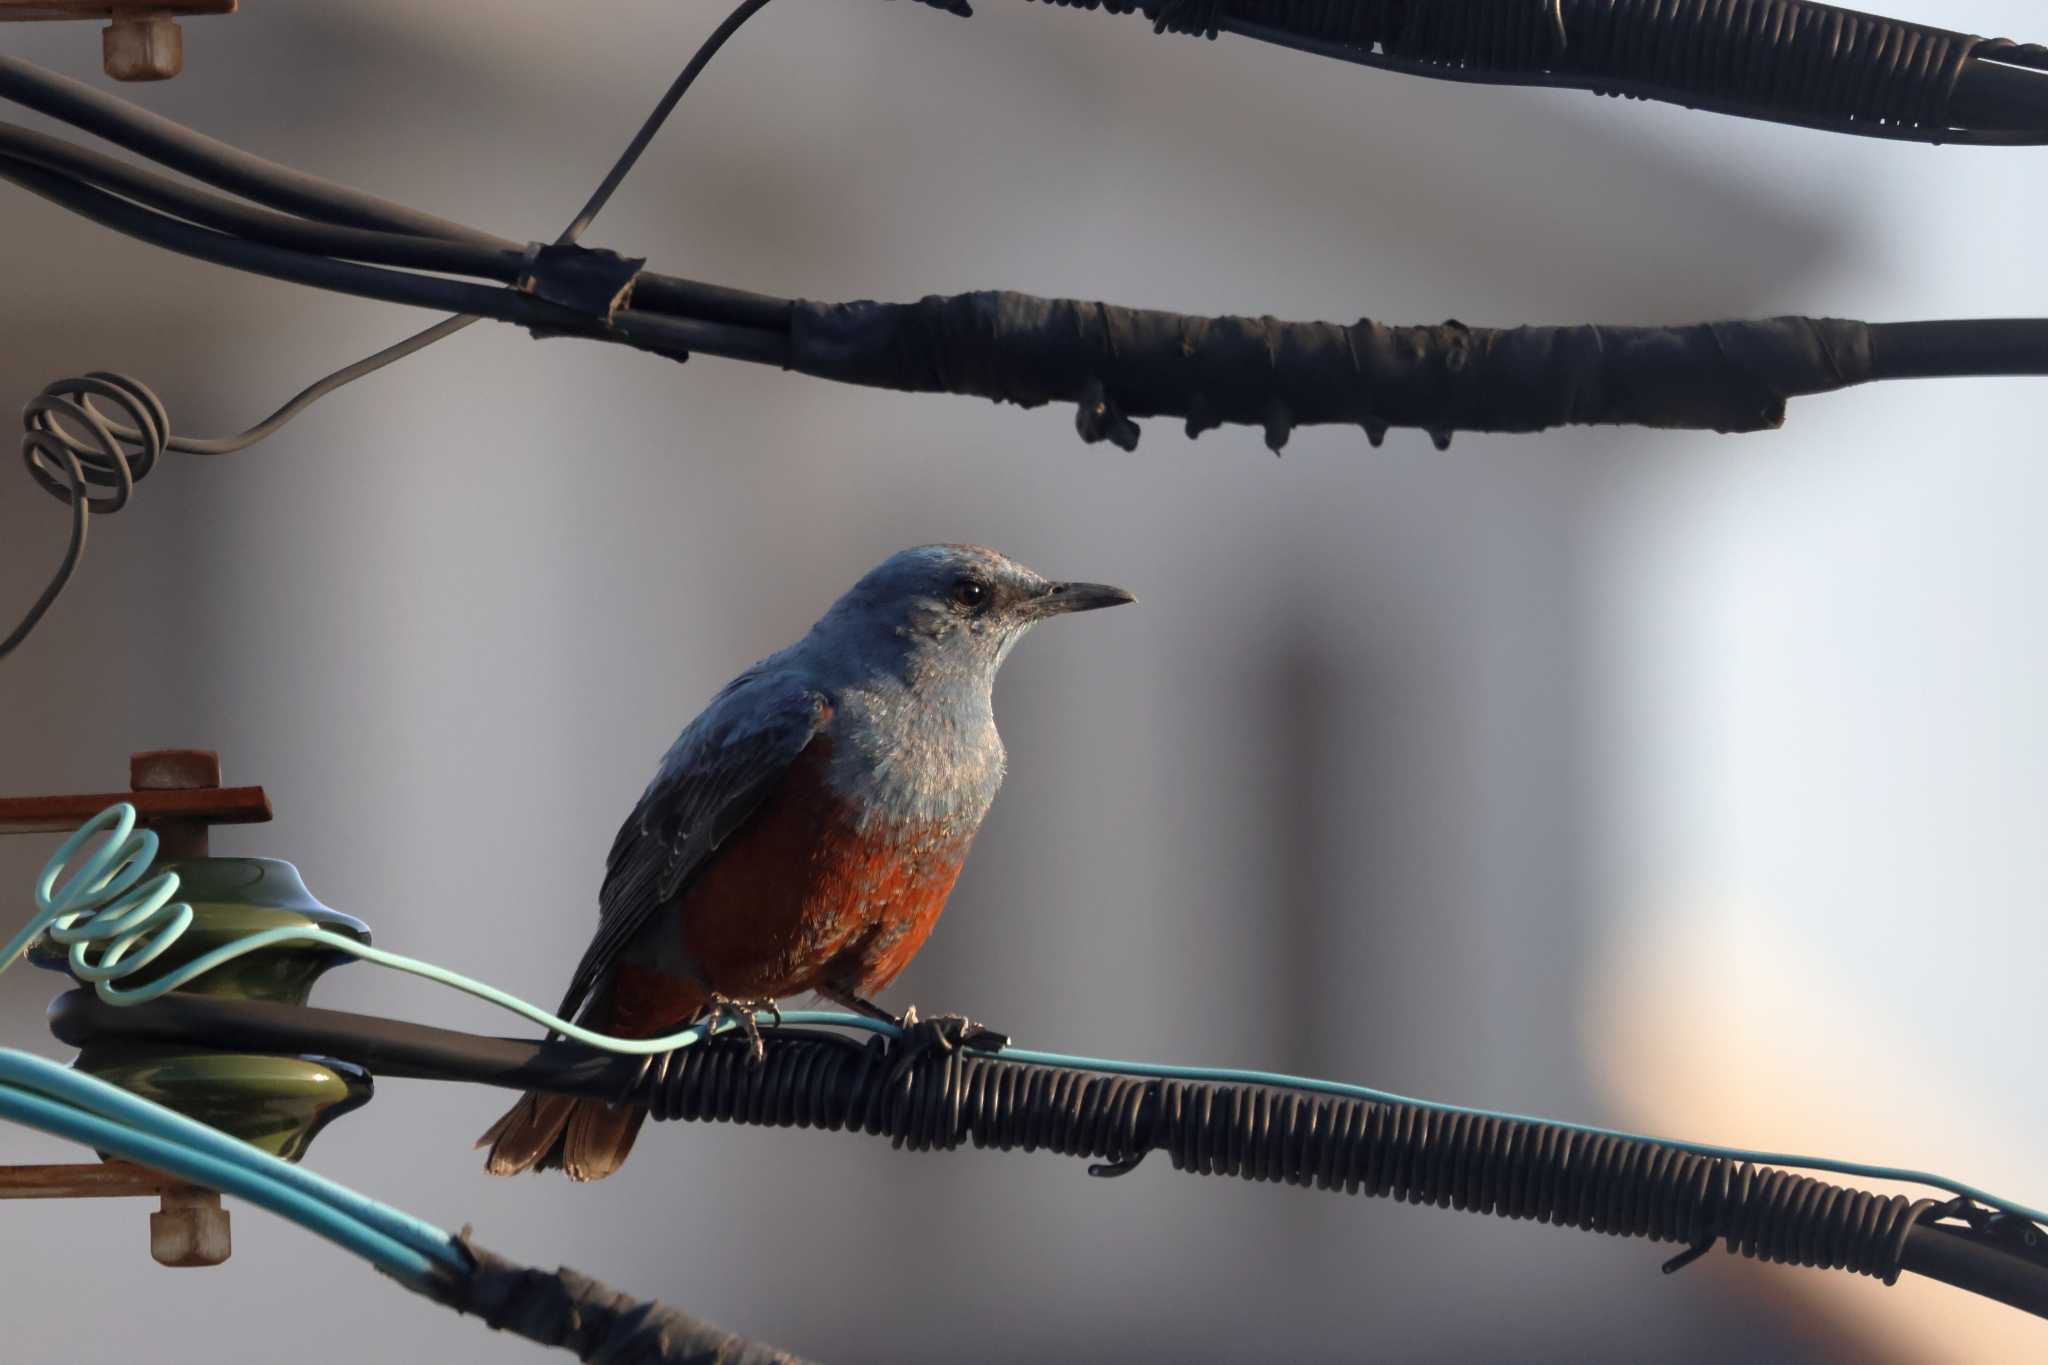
[0,1163,232,1265]
[1,747,271,841]
[0,785,271,836]
[0,3,233,16]
[0,1159,180,1199]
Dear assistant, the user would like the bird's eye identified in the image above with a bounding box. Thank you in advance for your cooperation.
[951,578,990,611]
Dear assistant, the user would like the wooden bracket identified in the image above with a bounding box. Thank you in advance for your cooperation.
[0,3,239,82]
[0,747,272,855]
[0,1161,231,1265]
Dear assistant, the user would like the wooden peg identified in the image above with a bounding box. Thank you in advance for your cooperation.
[103,11,181,81]
[0,749,271,840]
[151,1187,232,1266]
[0,3,237,83]
[131,746,223,859]
[0,1161,232,1266]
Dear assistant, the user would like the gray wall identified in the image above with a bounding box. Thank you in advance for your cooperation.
[1,2,2036,1360]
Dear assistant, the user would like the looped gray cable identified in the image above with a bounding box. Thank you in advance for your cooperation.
[6,373,165,658]
[1,0,779,661]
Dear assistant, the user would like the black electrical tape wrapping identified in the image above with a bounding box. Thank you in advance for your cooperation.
[519,244,648,320]
[790,294,1870,447]
[621,1027,1934,1284]
[428,1233,811,1364]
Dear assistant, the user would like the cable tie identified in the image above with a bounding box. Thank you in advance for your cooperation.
[512,240,545,294]
[517,241,646,322]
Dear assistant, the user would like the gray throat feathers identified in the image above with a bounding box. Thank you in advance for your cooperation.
[827,677,1006,836]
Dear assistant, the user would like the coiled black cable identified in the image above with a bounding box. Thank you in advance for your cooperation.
[628,1026,1938,1284]
[48,989,2048,1312]
[1034,0,2048,143]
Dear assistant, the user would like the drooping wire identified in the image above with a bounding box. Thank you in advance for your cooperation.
[14,801,2048,1236]
[2,0,776,660]
[4,320,475,661]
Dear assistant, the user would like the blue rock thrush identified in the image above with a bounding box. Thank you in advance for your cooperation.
[480,544,1135,1179]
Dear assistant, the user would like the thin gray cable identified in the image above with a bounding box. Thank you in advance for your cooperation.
[4,1,771,660]
[558,0,775,245]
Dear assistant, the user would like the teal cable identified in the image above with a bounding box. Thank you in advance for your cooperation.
[8,805,723,1054]
[13,803,2047,1231]
[0,1049,461,1286]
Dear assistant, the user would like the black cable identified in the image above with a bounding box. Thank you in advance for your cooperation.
[0,54,509,245]
[0,117,790,334]
[14,129,2048,432]
[1038,1,2048,145]
[431,1233,813,1364]
[0,148,787,360]
[16,118,2048,597]
[0,158,616,337]
[47,989,2048,1321]
[12,1,2048,659]
[0,123,524,277]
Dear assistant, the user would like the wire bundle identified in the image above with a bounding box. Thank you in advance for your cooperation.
[0,18,787,661]
[9,0,2048,659]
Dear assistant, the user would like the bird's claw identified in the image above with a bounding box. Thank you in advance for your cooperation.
[896,1003,1009,1054]
[696,993,783,1066]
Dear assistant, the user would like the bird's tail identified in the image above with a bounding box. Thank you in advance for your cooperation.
[476,971,693,1179]
[474,999,645,1179]
[476,1090,648,1181]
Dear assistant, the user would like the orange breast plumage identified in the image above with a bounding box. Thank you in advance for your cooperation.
[605,733,977,1037]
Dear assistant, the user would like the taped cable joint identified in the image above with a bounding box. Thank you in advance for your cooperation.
[516,242,647,339]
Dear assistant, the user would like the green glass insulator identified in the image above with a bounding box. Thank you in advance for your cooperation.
[33,857,375,1161]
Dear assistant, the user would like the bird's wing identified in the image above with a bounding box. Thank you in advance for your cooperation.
[552,671,832,1027]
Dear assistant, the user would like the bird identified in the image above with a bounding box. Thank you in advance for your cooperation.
[478,544,1135,1179]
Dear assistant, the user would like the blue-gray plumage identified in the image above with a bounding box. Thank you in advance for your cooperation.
[481,545,1135,1178]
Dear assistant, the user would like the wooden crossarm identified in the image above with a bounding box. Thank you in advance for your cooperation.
[0,4,234,19]
[0,786,272,836]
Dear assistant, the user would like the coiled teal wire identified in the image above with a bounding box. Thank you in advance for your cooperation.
[6,801,2045,1246]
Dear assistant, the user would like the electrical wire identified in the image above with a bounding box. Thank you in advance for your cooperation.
[0,1044,808,1360]
[1,0,777,661]
[557,0,776,246]
[1055,1,2048,145]
[0,1048,463,1287]
[10,1,2048,664]
[0,55,510,245]
[14,802,2048,1237]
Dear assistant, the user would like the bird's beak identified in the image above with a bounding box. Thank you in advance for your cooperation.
[1026,580,1138,620]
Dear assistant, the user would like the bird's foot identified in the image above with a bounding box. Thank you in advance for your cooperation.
[695,993,783,1066]
[895,1003,1009,1055]
[879,1005,1008,1092]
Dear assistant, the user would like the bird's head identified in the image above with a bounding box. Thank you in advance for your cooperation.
[814,544,1135,688]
